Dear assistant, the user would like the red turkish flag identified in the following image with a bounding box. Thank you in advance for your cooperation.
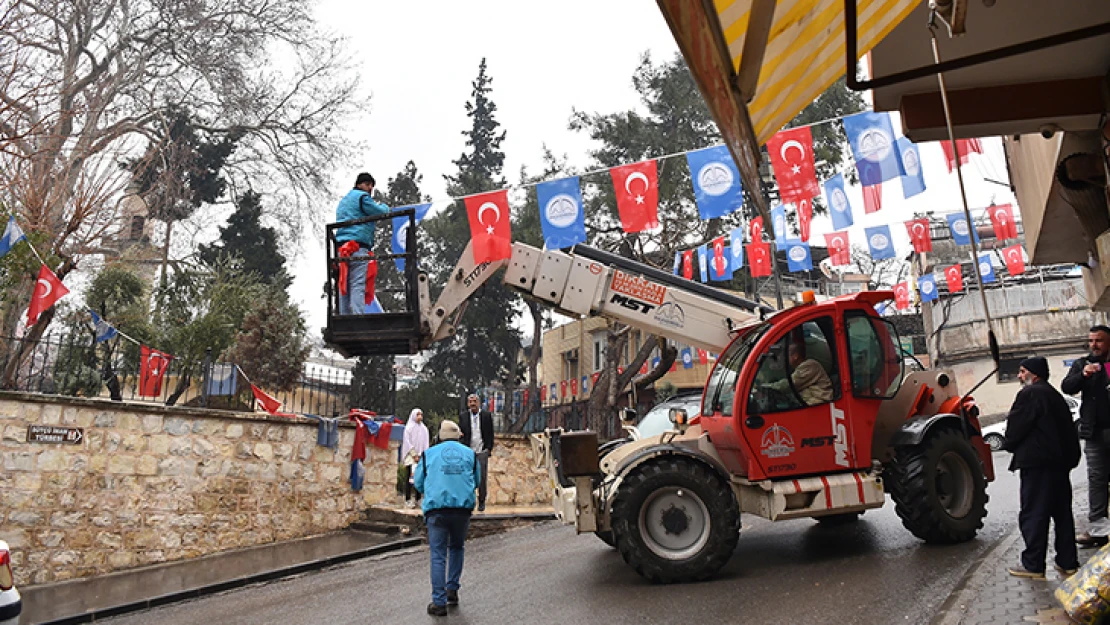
[570,377,578,396]
[539,385,547,401]
[862,183,882,214]
[559,380,567,398]
[747,242,772,277]
[610,160,660,233]
[941,138,984,173]
[905,219,933,253]
[681,249,695,279]
[139,345,173,397]
[766,126,820,204]
[796,199,813,242]
[697,348,709,364]
[464,190,512,263]
[639,360,649,375]
[893,282,911,310]
[711,236,727,275]
[945,265,964,293]
[26,264,70,327]
[750,216,765,242]
[1003,244,1026,275]
[824,231,851,266]
[251,383,283,414]
[987,204,1018,240]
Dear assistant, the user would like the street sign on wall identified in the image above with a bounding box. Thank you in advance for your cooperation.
[27,425,83,444]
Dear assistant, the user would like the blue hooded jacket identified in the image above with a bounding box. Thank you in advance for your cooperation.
[414,440,481,514]
[335,189,390,246]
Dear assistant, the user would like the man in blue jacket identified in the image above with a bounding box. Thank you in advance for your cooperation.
[335,172,390,314]
[414,420,481,616]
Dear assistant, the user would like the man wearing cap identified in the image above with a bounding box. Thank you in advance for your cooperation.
[414,420,482,617]
[334,172,390,315]
[1004,356,1082,579]
[1062,325,1110,546]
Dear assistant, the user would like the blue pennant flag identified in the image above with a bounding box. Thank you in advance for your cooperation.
[686,145,744,219]
[697,244,708,282]
[549,383,557,401]
[842,111,905,186]
[918,274,939,302]
[783,240,812,272]
[581,375,589,395]
[945,213,980,246]
[651,355,660,370]
[865,225,896,260]
[680,346,694,369]
[87,309,118,343]
[673,251,681,276]
[391,203,432,271]
[770,205,787,241]
[897,137,926,198]
[0,216,26,259]
[206,363,239,396]
[729,227,745,273]
[709,245,731,282]
[978,253,996,284]
[536,176,587,250]
[824,174,854,231]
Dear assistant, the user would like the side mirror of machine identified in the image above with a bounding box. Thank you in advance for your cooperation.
[620,407,638,424]
[668,408,687,425]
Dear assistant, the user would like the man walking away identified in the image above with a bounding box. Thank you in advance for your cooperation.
[414,420,481,617]
[1005,357,1082,579]
[459,394,495,512]
[334,172,390,315]
[1062,325,1110,547]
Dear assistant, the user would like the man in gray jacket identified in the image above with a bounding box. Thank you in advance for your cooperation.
[1062,325,1110,547]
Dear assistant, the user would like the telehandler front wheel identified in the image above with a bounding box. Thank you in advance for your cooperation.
[888,427,988,543]
[611,457,739,583]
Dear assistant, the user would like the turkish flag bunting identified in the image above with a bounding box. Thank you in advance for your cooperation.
[26,264,70,327]
[681,249,695,280]
[610,160,660,233]
[639,360,649,375]
[570,377,578,395]
[766,126,820,204]
[697,348,708,364]
[560,380,567,398]
[591,372,600,386]
[893,282,911,310]
[539,386,547,401]
[905,218,933,253]
[747,242,772,277]
[945,265,964,293]
[139,345,173,397]
[797,199,813,242]
[1003,244,1026,275]
[750,216,765,242]
[251,383,282,414]
[823,231,851,266]
[464,190,512,264]
[711,236,728,275]
[988,204,1018,240]
[862,183,882,214]
[941,138,984,173]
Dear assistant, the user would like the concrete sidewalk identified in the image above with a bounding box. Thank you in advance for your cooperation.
[20,504,554,625]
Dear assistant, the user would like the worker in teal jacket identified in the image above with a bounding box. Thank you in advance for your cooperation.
[334,172,390,314]
[414,420,482,616]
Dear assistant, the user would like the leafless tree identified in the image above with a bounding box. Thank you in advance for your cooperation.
[849,244,909,290]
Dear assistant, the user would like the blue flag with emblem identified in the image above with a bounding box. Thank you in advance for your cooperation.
[206,363,239,396]
[729,227,745,273]
[918,274,939,302]
[978,253,996,284]
[686,145,744,219]
[87,309,118,343]
[897,137,926,198]
[680,346,694,369]
[536,176,587,250]
[770,205,787,241]
[697,244,708,282]
[0,216,26,259]
[709,246,731,282]
[581,375,589,395]
[824,174,854,231]
[391,203,432,271]
[673,251,682,276]
[865,225,896,260]
[946,213,980,246]
[842,111,905,186]
[783,240,812,272]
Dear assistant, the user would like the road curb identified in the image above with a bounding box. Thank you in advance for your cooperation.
[36,536,424,625]
[929,529,1024,625]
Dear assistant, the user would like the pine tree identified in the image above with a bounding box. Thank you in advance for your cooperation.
[198,191,289,288]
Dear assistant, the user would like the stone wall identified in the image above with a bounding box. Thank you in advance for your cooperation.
[0,393,552,587]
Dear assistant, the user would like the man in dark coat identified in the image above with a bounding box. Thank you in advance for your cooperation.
[459,394,495,512]
[1005,356,1082,578]
[1061,325,1110,546]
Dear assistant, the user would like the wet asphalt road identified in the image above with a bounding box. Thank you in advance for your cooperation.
[100,452,1031,625]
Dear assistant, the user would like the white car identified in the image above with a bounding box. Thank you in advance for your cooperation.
[0,540,20,625]
[981,396,1081,452]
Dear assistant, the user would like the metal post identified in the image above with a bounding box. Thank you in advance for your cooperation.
[390,355,397,417]
[200,348,212,408]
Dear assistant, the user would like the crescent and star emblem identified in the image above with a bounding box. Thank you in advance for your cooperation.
[1008,250,1020,262]
[625,172,650,205]
[477,202,500,226]
[781,139,805,175]
[911,222,925,237]
[36,278,51,298]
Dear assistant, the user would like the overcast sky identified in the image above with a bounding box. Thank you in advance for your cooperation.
[289,1,1017,346]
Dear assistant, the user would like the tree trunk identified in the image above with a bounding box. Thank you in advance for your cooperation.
[0,259,76,389]
[165,366,192,406]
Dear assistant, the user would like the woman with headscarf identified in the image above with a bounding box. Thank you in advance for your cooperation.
[401,408,430,508]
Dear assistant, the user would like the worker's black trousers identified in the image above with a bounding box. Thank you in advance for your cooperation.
[1019,467,1080,573]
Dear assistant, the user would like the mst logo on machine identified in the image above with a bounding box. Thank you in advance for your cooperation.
[609,270,666,315]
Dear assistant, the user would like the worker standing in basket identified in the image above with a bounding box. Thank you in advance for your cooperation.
[335,172,389,315]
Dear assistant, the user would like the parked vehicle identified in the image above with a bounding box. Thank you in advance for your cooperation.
[981,396,1081,452]
[0,540,21,625]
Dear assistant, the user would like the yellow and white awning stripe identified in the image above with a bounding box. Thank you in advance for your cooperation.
[714,0,918,144]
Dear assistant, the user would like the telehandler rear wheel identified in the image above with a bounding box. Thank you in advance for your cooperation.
[595,529,616,548]
[611,457,739,583]
[888,427,988,543]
